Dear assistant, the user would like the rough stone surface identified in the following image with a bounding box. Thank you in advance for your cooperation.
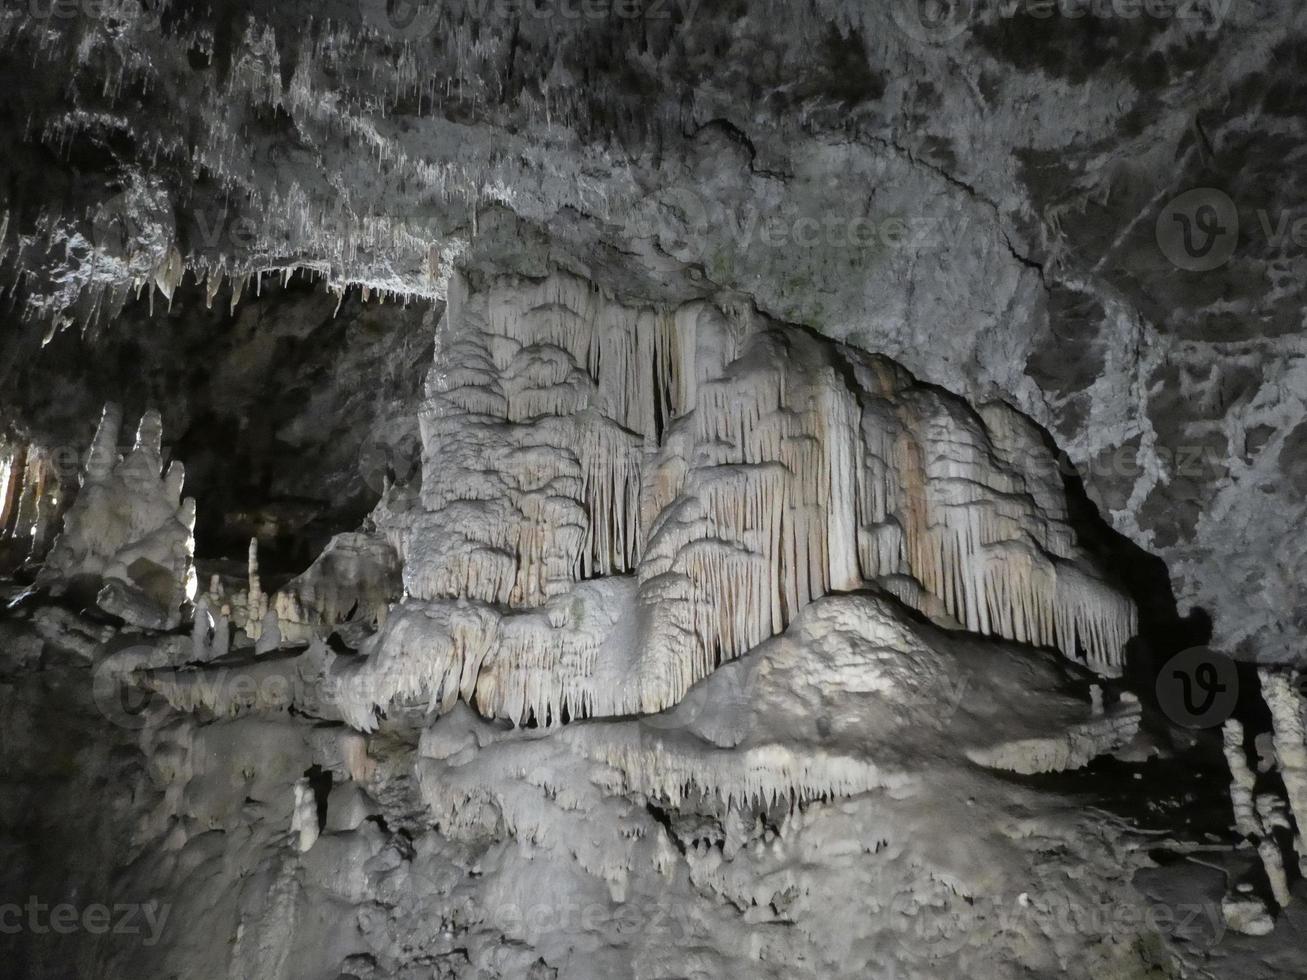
[2,1,1303,660]
[2,3,1307,978]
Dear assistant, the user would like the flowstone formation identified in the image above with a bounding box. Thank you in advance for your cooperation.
[335,270,1135,731]
[406,595,1151,979]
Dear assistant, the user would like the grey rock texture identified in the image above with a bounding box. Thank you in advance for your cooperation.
[1,0,1302,660]
[0,594,1212,980]
[2,3,1307,979]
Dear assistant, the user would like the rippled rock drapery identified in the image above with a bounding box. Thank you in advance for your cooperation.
[331,270,1135,731]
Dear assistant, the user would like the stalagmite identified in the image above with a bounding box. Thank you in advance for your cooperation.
[291,778,319,852]
[1255,792,1294,908]
[1224,717,1292,908]
[199,539,284,649]
[255,611,282,656]
[245,537,267,641]
[1257,669,1307,878]
[38,404,196,630]
[1224,719,1262,841]
[191,594,217,662]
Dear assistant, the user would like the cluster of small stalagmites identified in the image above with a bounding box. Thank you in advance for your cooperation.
[190,530,400,663]
[0,434,63,569]
[1222,668,1307,933]
[201,538,280,653]
[36,404,196,630]
[346,268,1137,731]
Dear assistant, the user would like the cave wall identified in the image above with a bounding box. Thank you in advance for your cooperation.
[1,1,1303,660]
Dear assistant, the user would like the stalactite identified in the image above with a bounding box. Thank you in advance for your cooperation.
[394,272,685,610]
[333,579,642,731]
[559,727,886,812]
[0,441,26,535]
[0,435,65,569]
[634,323,1133,688]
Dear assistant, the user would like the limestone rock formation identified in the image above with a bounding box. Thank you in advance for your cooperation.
[339,271,1135,731]
[272,532,402,644]
[37,404,196,629]
[3,3,1307,978]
